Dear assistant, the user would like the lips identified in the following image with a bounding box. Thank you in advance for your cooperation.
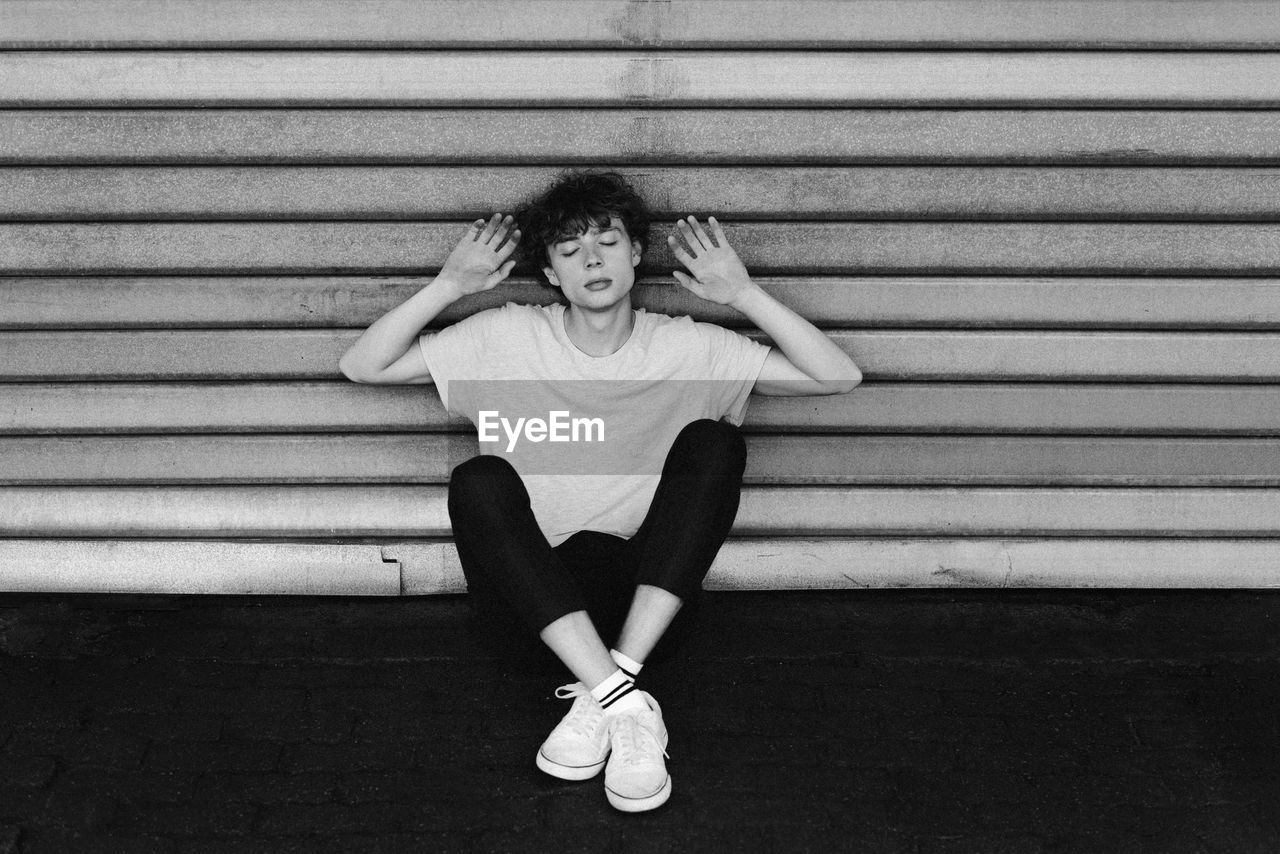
[584,278,612,289]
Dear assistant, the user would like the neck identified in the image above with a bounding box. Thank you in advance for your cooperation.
[563,298,635,357]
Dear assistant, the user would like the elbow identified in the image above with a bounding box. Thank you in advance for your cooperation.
[804,376,859,396]
[827,367,862,395]
[338,354,369,384]
[841,361,864,393]
[828,377,860,395]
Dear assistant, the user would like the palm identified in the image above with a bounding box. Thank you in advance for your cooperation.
[667,216,752,305]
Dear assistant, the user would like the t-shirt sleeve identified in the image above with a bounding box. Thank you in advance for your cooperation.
[694,321,772,426]
[417,308,498,417]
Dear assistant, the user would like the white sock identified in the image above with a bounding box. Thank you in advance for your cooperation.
[610,649,644,680]
[589,668,648,716]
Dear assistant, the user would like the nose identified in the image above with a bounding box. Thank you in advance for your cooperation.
[584,246,603,267]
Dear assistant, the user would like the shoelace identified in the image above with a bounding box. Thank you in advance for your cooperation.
[610,713,669,766]
[554,682,603,738]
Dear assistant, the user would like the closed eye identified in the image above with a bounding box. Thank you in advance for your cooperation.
[561,242,616,257]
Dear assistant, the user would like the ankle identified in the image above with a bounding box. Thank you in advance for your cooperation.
[589,668,635,708]
[609,649,644,680]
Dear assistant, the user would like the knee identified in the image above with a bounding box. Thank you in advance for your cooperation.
[447,454,523,517]
[669,418,747,476]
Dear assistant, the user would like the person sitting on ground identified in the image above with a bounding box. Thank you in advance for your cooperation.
[338,170,861,813]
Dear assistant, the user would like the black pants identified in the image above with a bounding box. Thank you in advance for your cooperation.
[447,419,747,662]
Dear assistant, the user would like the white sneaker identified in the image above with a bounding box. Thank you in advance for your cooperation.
[535,683,611,781]
[604,691,671,812]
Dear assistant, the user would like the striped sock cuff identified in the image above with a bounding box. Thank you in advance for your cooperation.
[589,668,636,709]
[609,649,643,680]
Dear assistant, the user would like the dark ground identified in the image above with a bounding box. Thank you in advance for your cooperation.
[1,588,1279,853]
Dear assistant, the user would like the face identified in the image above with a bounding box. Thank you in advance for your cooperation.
[541,216,643,310]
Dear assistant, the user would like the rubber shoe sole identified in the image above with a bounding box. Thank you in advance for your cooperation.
[605,773,672,812]
[536,747,607,781]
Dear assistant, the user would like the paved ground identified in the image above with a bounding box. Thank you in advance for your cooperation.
[2,588,1279,853]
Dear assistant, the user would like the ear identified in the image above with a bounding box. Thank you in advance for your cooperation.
[631,239,642,267]
[542,266,561,288]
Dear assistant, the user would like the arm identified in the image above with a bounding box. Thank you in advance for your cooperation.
[338,214,520,384]
[668,216,862,396]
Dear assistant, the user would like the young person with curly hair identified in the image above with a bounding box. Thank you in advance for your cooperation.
[339,171,860,812]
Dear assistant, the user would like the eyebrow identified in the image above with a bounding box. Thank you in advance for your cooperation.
[554,226,620,245]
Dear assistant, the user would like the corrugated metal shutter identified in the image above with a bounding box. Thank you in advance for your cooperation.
[3,0,1279,593]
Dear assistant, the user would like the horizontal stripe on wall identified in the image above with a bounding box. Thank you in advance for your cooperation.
[696,538,1280,592]
[4,330,1280,382]
[8,222,1280,275]
[395,538,1280,592]
[2,485,1276,536]
[5,1,1278,49]
[6,382,1280,436]
[2,538,1279,595]
[6,277,1280,330]
[0,539,401,595]
[3,434,1279,485]
[8,166,1280,221]
[6,110,1280,165]
[6,52,1280,107]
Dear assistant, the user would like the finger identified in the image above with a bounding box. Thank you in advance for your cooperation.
[666,233,697,267]
[491,258,517,281]
[673,270,702,295]
[490,214,515,245]
[687,216,715,249]
[492,214,516,244]
[669,225,701,259]
[479,213,503,243]
[676,218,708,252]
[491,215,517,241]
[708,216,730,248]
[466,219,486,241]
[496,228,521,257]
[481,257,517,290]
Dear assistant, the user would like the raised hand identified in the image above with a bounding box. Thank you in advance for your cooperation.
[667,216,756,307]
[438,213,521,296]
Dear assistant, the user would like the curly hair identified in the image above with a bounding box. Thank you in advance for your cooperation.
[512,170,653,291]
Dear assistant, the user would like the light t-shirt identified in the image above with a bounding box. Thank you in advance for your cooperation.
[418,301,771,546]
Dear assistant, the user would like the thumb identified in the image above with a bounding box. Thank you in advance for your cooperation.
[672,270,694,288]
[488,258,516,286]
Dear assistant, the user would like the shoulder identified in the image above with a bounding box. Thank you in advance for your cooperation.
[505,300,564,342]
[639,309,701,341]
[501,300,560,328]
[639,309,757,351]
[659,312,747,347]
[449,301,550,334]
